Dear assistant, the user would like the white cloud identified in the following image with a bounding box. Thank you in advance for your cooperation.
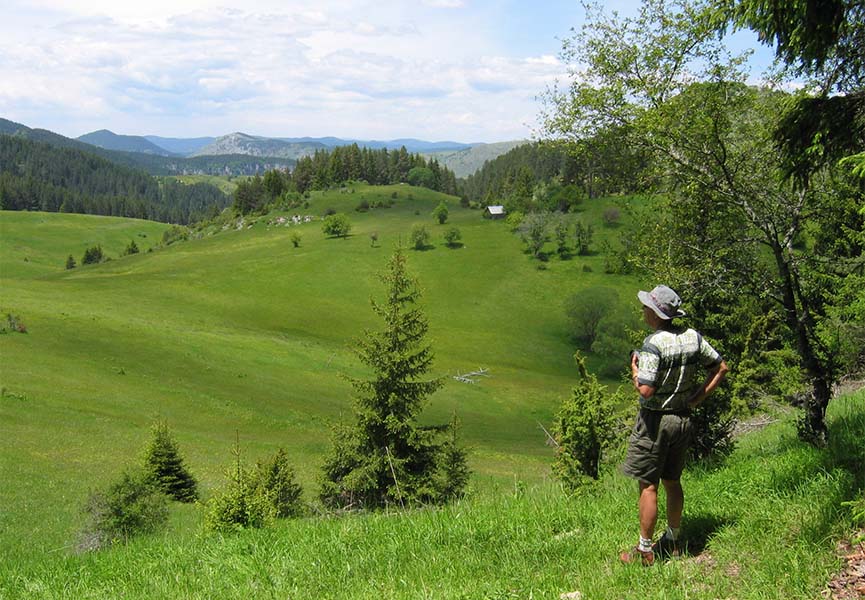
[0,0,569,141]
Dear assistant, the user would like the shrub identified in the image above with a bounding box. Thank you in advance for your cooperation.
[161,226,189,246]
[78,469,168,551]
[203,439,271,533]
[122,240,139,256]
[505,211,525,232]
[81,245,104,265]
[290,231,302,248]
[142,421,199,503]
[443,227,462,248]
[432,201,449,224]
[552,353,621,491]
[370,231,379,247]
[65,255,76,269]
[574,220,594,255]
[356,199,370,212]
[563,286,619,349]
[603,207,621,226]
[323,207,337,216]
[410,224,431,250]
[252,448,304,519]
[322,213,352,238]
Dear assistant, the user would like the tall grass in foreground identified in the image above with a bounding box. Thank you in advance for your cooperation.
[2,391,862,599]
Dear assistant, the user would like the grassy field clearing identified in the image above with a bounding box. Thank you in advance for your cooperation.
[3,392,862,599]
[1,187,641,563]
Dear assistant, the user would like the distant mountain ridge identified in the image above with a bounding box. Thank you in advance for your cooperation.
[1,118,293,176]
[78,130,175,156]
[191,132,327,159]
[8,118,526,177]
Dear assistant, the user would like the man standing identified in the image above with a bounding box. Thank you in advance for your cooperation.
[620,285,729,566]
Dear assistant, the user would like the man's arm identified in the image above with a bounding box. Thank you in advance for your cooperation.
[688,360,729,408]
[631,352,656,399]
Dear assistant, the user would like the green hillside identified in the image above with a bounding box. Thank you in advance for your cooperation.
[0,186,642,561]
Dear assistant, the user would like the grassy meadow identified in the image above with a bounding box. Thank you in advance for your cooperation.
[0,186,643,564]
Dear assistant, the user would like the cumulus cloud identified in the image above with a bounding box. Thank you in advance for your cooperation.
[0,1,568,141]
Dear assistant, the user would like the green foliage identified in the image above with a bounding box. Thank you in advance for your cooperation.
[81,245,104,265]
[553,216,570,257]
[141,421,199,503]
[321,213,352,238]
[602,207,620,226]
[204,438,272,533]
[252,447,305,519]
[505,210,524,232]
[232,176,267,215]
[319,249,469,509]
[552,353,621,490]
[573,219,593,255]
[65,254,76,269]
[689,387,736,462]
[78,468,168,551]
[410,224,431,250]
[563,286,619,349]
[432,201,449,224]
[443,227,462,248]
[290,231,302,248]
[518,213,550,258]
[122,239,139,256]
[161,225,189,246]
[542,0,861,442]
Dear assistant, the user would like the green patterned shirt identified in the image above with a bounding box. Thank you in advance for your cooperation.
[636,327,723,412]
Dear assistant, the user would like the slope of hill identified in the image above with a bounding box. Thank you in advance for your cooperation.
[192,132,326,159]
[427,140,527,178]
[0,189,643,561]
[78,129,176,156]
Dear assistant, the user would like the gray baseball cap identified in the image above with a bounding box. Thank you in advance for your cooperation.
[638,285,686,320]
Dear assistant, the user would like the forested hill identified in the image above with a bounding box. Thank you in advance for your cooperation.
[0,136,229,224]
[460,138,645,209]
[0,118,293,177]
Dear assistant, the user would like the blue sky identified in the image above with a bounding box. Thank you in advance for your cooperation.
[0,0,776,143]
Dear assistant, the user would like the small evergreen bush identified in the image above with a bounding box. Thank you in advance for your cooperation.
[81,245,104,265]
[252,447,304,519]
[552,353,622,491]
[203,439,271,533]
[142,421,199,503]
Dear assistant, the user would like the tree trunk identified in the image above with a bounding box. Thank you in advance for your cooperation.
[771,239,831,445]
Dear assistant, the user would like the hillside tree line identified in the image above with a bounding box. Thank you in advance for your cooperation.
[231,144,459,215]
[0,136,230,224]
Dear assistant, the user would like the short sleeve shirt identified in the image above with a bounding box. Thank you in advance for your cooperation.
[636,327,722,412]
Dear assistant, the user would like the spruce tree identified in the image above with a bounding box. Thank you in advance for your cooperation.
[320,249,468,509]
[142,421,199,503]
[253,447,304,518]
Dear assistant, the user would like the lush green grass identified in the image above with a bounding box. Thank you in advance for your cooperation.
[3,391,862,599]
[0,188,643,563]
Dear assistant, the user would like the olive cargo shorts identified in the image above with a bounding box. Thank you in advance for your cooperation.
[622,408,694,485]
